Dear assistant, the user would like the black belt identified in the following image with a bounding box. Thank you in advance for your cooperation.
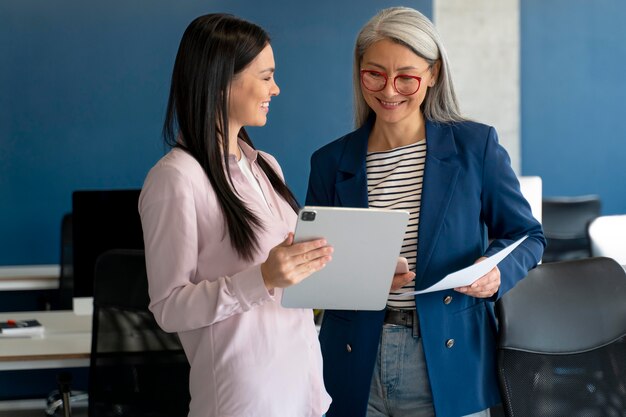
[383,308,416,328]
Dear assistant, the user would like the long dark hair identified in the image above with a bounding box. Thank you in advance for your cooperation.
[163,13,299,261]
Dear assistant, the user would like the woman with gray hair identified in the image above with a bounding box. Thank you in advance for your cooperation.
[306,6,545,417]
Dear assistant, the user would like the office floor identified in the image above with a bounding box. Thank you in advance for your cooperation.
[0,403,502,417]
[0,412,83,417]
[0,408,87,417]
[0,400,87,417]
[0,403,502,416]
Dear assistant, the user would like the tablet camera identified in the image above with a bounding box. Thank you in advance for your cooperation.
[301,210,316,221]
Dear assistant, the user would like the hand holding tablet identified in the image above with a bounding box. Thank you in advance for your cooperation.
[261,233,333,291]
[281,206,409,310]
[391,256,415,291]
[395,257,409,274]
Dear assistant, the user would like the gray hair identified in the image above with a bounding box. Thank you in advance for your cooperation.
[353,6,464,127]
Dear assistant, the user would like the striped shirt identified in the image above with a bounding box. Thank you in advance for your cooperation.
[366,140,426,310]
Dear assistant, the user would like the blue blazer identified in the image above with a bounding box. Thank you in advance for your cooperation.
[305,118,545,417]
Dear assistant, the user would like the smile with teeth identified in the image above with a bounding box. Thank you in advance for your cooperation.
[378,98,404,107]
[261,102,270,109]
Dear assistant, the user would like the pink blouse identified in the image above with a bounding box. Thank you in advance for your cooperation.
[139,141,331,417]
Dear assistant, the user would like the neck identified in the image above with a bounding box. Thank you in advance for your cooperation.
[226,124,242,160]
[368,114,426,152]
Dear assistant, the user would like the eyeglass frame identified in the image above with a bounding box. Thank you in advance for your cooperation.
[359,69,424,96]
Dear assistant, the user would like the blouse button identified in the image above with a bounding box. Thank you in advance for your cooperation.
[346,344,352,353]
[446,339,455,349]
[443,295,453,305]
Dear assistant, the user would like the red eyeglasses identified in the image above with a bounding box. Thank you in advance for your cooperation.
[360,69,422,96]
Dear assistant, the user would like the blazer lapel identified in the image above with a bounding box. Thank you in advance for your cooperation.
[415,121,460,288]
[334,122,371,209]
[331,119,460,288]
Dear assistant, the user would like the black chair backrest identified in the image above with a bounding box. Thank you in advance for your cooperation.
[72,189,144,299]
[496,257,626,416]
[89,249,190,417]
[541,195,601,262]
[56,213,74,310]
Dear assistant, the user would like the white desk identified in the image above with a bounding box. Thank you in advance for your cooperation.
[0,265,60,291]
[0,310,91,371]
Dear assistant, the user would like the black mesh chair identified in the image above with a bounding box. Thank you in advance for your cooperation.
[89,249,190,417]
[496,257,626,416]
[45,213,89,416]
[57,212,74,310]
[45,213,75,311]
[541,195,601,262]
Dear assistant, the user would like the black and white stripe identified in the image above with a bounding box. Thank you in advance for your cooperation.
[367,140,426,310]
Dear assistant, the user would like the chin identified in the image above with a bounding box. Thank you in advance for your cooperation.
[374,112,406,124]
[245,118,267,128]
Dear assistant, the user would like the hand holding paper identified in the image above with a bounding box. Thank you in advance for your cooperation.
[455,256,501,298]
[399,236,528,296]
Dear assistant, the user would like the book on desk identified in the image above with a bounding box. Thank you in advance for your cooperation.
[0,319,44,337]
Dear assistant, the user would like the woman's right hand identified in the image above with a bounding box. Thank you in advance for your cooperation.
[261,233,333,291]
[390,271,416,291]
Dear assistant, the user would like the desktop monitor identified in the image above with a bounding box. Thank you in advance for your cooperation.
[72,189,144,298]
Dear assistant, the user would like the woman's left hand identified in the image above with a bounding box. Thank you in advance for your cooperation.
[390,271,416,291]
[454,256,501,298]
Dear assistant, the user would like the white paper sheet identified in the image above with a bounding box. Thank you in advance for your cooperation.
[398,235,528,296]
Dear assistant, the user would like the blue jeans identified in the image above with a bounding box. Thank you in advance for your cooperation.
[366,324,490,417]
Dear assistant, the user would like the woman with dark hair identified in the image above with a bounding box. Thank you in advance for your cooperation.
[139,13,332,417]
[306,6,545,417]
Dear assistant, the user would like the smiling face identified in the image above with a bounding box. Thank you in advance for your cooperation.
[360,38,438,126]
[228,44,280,134]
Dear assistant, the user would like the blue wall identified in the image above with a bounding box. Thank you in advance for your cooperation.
[0,0,431,266]
[521,0,626,214]
[8,0,625,267]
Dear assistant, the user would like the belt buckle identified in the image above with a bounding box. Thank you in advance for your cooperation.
[385,308,413,328]
[399,310,413,327]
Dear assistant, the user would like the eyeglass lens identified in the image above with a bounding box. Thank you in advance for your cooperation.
[361,71,420,95]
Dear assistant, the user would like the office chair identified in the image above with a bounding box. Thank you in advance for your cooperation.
[44,213,74,311]
[45,214,90,416]
[88,249,190,417]
[496,257,626,416]
[57,213,74,310]
[541,195,601,262]
[588,214,626,265]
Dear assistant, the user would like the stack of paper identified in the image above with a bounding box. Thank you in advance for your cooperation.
[399,236,528,296]
[0,319,44,337]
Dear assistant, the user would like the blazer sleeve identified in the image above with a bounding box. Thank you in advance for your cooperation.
[480,127,546,298]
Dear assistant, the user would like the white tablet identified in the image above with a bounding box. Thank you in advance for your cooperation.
[281,206,409,310]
